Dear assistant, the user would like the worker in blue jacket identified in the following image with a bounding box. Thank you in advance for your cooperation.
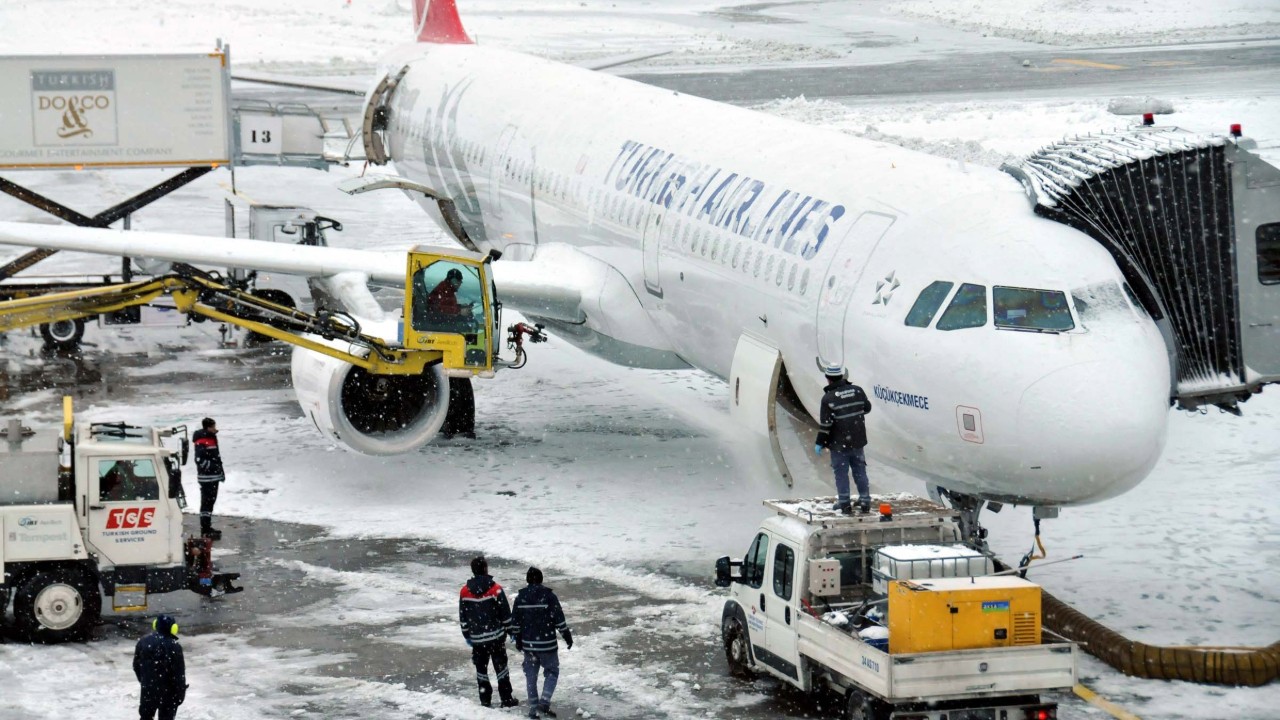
[510,567,573,719]
[133,614,187,720]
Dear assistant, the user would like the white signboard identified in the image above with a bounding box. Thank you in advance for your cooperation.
[0,52,230,170]
[239,113,284,155]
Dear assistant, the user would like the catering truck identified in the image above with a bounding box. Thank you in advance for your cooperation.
[715,496,1077,720]
[0,400,240,642]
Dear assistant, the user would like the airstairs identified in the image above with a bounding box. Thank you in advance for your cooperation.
[1003,125,1280,413]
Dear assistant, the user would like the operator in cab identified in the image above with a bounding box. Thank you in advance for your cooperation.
[814,364,874,515]
[426,268,475,329]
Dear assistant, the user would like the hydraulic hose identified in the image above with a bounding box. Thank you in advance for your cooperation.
[1041,589,1280,686]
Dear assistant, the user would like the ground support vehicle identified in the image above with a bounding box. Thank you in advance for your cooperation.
[0,402,242,642]
[716,496,1077,720]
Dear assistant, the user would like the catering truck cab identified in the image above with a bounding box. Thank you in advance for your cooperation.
[716,496,1077,720]
[0,401,240,642]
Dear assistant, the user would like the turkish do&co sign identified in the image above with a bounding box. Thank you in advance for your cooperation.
[0,52,230,169]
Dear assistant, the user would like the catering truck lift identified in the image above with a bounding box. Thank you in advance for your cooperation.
[0,399,242,642]
[716,496,1077,720]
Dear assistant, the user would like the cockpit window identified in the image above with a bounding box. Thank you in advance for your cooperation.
[1072,281,1131,323]
[936,283,987,331]
[904,281,954,328]
[993,286,1074,332]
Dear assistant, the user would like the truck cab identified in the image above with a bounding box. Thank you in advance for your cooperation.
[716,496,1076,720]
[1,406,239,642]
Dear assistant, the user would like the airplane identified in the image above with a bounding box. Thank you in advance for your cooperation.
[0,0,1174,538]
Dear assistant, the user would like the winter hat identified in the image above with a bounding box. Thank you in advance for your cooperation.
[153,614,179,637]
[527,566,543,585]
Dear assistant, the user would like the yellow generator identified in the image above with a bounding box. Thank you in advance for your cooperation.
[887,576,1042,654]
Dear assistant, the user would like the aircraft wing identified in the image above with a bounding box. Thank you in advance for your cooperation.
[0,221,588,324]
[0,221,404,283]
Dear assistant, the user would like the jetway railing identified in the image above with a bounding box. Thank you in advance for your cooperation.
[1003,125,1280,414]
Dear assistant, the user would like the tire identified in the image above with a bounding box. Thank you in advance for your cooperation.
[0,586,10,620]
[13,568,101,642]
[40,318,86,352]
[844,690,883,720]
[723,616,754,678]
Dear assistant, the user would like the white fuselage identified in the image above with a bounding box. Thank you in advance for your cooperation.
[378,43,1171,506]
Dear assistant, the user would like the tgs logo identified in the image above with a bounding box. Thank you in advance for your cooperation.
[106,507,155,530]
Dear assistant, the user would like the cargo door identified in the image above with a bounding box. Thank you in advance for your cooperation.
[815,212,895,367]
[86,456,170,566]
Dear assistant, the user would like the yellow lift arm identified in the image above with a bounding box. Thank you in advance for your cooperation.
[0,247,505,378]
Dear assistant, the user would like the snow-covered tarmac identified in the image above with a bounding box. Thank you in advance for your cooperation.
[2,1,1279,718]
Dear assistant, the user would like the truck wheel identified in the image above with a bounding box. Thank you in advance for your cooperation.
[844,690,881,720]
[13,568,101,642]
[0,586,10,618]
[723,616,753,678]
[40,318,86,352]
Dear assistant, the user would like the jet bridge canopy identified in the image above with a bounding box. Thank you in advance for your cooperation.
[1003,125,1280,413]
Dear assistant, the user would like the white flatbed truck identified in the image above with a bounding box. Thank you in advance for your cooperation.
[0,401,241,642]
[715,496,1077,720]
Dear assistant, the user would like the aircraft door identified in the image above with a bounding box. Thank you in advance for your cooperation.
[815,212,895,366]
[641,209,663,297]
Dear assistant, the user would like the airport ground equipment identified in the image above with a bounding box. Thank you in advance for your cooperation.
[1004,123,1280,414]
[0,400,242,642]
[715,496,1076,720]
[0,246,508,378]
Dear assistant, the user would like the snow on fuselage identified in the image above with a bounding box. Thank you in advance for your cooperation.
[380,42,1170,506]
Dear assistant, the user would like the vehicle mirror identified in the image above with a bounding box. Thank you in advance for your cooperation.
[715,555,733,587]
[180,436,190,466]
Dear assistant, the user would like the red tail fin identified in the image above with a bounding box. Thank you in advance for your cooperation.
[413,0,472,44]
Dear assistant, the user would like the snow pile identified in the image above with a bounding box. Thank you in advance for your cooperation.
[887,0,1280,46]
[1107,96,1177,116]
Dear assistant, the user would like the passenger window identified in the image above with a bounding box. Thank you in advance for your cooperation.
[993,286,1075,332]
[936,283,987,330]
[98,458,160,502]
[1259,223,1280,285]
[772,544,795,601]
[743,533,769,589]
[904,281,954,327]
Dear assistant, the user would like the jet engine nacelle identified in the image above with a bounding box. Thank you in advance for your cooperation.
[290,346,450,455]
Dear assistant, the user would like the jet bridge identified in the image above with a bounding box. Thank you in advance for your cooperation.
[1003,125,1280,413]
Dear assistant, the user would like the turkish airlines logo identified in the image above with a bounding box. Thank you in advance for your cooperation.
[106,507,156,529]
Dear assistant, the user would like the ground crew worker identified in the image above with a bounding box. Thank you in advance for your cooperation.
[459,556,519,709]
[192,418,224,539]
[133,614,187,720]
[510,567,573,719]
[814,363,873,514]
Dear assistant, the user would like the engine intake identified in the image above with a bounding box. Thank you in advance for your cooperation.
[290,347,449,455]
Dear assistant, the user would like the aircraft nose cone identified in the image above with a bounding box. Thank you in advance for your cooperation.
[1017,360,1169,504]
